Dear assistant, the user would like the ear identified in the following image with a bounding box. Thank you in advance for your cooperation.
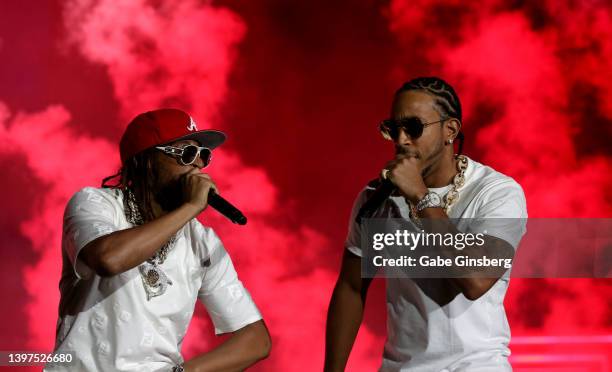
[445,118,461,141]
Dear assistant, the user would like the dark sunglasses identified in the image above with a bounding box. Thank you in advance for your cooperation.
[155,144,212,167]
[379,117,447,141]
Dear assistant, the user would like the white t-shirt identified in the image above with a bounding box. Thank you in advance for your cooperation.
[45,187,262,372]
[346,156,527,372]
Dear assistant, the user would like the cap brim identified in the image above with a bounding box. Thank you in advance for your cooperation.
[169,130,226,150]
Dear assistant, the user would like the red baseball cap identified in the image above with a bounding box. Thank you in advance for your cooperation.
[119,108,226,163]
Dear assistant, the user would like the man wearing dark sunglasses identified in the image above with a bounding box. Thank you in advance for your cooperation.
[325,77,527,371]
[46,109,270,372]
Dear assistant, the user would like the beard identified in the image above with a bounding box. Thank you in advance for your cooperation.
[152,176,185,212]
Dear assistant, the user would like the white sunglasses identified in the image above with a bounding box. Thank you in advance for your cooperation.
[155,145,212,167]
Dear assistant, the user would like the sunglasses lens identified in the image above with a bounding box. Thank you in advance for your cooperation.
[400,118,424,138]
[381,118,424,140]
[181,145,199,164]
[199,148,212,167]
[380,120,398,140]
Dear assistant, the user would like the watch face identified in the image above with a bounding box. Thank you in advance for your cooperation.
[416,191,442,211]
[428,192,442,205]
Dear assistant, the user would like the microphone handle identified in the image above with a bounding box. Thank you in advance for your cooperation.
[207,191,247,225]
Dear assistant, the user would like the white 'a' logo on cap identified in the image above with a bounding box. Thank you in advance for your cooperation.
[187,117,198,131]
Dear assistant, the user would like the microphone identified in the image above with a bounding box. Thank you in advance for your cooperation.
[208,190,247,225]
[355,179,396,224]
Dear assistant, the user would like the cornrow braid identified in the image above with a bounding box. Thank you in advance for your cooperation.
[101,149,158,223]
[397,76,465,154]
[397,76,462,121]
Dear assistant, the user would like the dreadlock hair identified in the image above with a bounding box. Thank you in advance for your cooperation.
[101,148,158,223]
[396,76,465,154]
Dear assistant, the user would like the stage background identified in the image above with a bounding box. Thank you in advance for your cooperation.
[1,0,611,370]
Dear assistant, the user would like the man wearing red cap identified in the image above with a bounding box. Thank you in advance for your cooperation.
[45,109,270,372]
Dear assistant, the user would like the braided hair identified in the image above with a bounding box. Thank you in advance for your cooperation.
[101,149,158,223]
[397,77,465,153]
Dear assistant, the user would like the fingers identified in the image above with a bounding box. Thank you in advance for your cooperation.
[181,171,219,211]
[383,155,421,181]
[208,180,219,194]
[184,171,219,194]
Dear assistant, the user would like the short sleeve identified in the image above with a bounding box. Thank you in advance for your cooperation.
[197,228,262,335]
[62,187,121,280]
[345,188,369,258]
[467,180,528,249]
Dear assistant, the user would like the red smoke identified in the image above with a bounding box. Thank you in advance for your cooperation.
[0,0,610,371]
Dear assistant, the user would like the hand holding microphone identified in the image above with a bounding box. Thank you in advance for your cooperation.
[382,154,428,204]
[183,168,217,210]
[183,169,247,225]
[356,154,428,224]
